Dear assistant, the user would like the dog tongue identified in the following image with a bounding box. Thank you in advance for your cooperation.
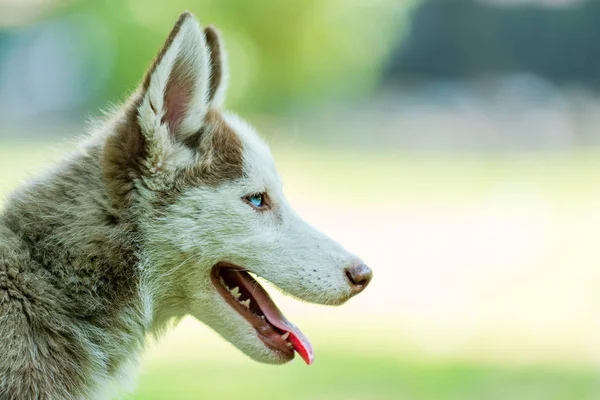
[270,317,314,365]
[233,270,314,365]
[249,284,314,365]
[288,327,314,365]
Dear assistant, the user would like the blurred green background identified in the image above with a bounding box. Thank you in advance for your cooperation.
[3,0,600,399]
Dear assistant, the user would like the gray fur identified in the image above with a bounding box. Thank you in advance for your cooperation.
[0,144,147,399]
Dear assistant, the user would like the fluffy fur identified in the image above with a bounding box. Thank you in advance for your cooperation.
[0,12,369,400]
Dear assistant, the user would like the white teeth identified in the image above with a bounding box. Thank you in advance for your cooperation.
[260,315,265,320]
[240,299,251,309]
[218,279,253,310]
[230,287,241,299]
[281,332,290,340]
[286,342,293,349]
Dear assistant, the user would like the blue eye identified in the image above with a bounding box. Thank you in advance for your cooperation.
[246,193,264,208]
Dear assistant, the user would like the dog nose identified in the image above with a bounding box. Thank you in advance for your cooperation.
[345,264,373,294]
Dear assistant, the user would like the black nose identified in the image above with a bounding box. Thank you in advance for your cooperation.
[345,264,373,294]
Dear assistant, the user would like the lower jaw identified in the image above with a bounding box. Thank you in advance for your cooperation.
[253,344,295,365]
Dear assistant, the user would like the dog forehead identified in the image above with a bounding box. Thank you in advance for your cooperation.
[222,112,280,183]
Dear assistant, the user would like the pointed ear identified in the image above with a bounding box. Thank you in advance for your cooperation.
[204,25,229,108]
[139,12,211,141]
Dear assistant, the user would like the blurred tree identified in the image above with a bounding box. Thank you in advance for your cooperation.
[48,0,406,114]
[386,0,600,88]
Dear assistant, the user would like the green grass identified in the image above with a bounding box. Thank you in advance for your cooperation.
[133,353,600,400]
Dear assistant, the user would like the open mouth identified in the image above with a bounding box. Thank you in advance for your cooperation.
[210,263,314,365]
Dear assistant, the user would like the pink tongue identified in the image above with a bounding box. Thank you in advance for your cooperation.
[288,328,314,365]
[273,318,314,365]
[263,310,314,365]
[244,280,313,364]
[234,270,314,365]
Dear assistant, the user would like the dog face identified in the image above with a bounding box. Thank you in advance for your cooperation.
[103,12,372,365]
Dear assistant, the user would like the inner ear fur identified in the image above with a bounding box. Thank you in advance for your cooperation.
[139,11,211,141]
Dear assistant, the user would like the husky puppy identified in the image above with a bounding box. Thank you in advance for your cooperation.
[0,12,372,400]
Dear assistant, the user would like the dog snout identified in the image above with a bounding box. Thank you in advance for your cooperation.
[344,263,372,295]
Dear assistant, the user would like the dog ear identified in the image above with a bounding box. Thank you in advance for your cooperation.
[204,25,229,108]
[102,13,243,209]
[138,11,211,141]
[103,12,212,207]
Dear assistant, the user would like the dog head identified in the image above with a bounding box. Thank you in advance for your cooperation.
[102,12,372,365]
